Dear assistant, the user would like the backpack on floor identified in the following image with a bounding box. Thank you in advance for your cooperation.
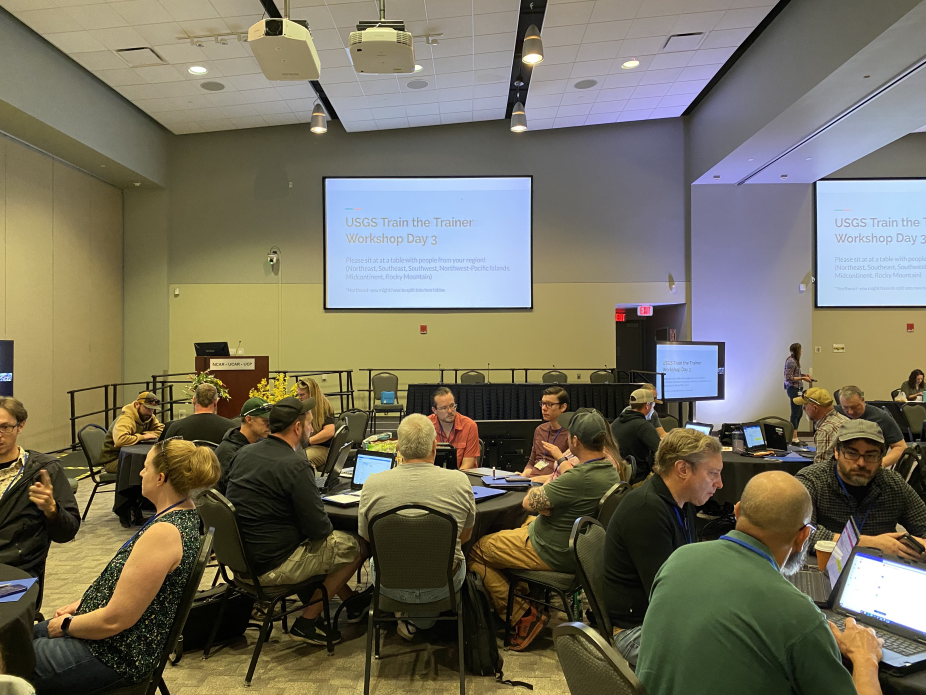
[462,571,533,689]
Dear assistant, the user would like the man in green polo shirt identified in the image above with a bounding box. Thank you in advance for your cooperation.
[636,471,884,695]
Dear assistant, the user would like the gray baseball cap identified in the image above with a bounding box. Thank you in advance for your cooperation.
[629,388,661,405]
[836,419,884,445]
[567,408,608,445]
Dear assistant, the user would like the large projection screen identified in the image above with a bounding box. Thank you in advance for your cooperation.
[816,179,926,308]
[655,341,725,402]
[324,177,532,310]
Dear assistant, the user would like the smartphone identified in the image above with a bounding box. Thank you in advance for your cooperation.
[0,584,28,599]
[901,533,926,554]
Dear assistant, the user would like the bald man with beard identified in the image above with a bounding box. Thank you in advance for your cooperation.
[636,471,884,695]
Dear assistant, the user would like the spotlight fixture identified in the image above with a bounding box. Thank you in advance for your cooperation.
[621,58,640,69]
[522,24,543,65]
[510,101,527,132]
[414,64,423,72]
[780,174,788,180]
[310,103,327,134]
[188,65,208,75]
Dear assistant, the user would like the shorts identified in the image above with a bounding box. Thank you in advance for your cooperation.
[256,531,361,587]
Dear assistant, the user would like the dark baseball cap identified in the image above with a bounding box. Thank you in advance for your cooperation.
[241,397,271,419]
[269,396,315,434]
[136,392,161,411]
[567,408,608,445]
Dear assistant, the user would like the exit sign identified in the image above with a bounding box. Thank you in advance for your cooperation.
[615,310,626,322]
[637,305,653,317]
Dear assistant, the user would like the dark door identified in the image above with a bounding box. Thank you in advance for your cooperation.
[615,321,644,372]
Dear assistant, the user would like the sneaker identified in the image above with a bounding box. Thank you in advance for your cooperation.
[396,619,417,641]
[345,592,372,624]
[508,605,548,652]
[289,616,342,646]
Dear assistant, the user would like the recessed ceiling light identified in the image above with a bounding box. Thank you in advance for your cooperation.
[414,64,423,72]
[713,175,720,180]
[574,79,598,90]
[188,65,208,75]
[621,59,640,69]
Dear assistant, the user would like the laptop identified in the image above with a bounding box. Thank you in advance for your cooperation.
[322,449,396,506]
[435,443,457,470]
[472,487,507,503]
[789,518,859,606]
[741,422,775,455]
[314,443,352,492]
[824,547,926,673]
[762,422,790,452]
[685,421,714,435]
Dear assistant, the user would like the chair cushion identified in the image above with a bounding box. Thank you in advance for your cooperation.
[373,404,404,412]
[508,569,578,593]
[232,575,327,603]
[98,473,118,484]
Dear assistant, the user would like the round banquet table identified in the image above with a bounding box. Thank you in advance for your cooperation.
[713,451,814,505]
[0,564,39,678]
[113,443,155,515]
[325,474,529,553]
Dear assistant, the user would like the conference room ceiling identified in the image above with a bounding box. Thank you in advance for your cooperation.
[4,0,781,134]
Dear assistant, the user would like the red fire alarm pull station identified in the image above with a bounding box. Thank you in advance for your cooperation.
[637,305,653,317]
[908,323,915,333]
[615,310,626,322]
[420,325,427,334]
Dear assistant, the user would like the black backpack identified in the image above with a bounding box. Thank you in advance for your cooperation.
[461,572,532,689]
[896,445,926,506]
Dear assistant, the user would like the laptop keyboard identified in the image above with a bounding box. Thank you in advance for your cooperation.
[828,615,924,656]
[791,570,828,599]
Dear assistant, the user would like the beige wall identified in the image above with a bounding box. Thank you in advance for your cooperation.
[0,134,123,451]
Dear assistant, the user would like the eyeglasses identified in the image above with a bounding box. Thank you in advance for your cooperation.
[0,422,21,434]
[840,448,881,464]
[540,401,563,409]
[435,403,457,413]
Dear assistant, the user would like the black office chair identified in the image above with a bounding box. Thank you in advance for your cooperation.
[370,372,404,433]
[570,517,611,639]
[78,423,117,521]
[589,370,614,384]
[660,415,679,432]
[102,530,214,695]
[542,370,568,384]
[197,490,334,686]
[554,622,648,695]
[191,440,218,450]
[756,415,793,443]
[364,505,464,695]
[596,482,630,530]
[478,438,486,466]
[317,425,351,478]
[459,370,486,384]
[903,404,926,443]
[337,408,370,447]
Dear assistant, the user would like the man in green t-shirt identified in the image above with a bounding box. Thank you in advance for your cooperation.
[467,409,621,651]
[636,471,884,695]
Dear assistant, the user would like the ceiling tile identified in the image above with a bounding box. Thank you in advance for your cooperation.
[365,92,404,106]
[474,11,516,35]
[89,26,148,49]
[155,110,193,123]
[317,47,352,67]
[427,15,474,40]
[576,41,620,62]
[159,0,218,21]
[371,105,407,119]
[595,86,633,101]
[93,67,147,84]
[73,49,128,70]
[208,0,262,16]
[529,79,568,96]
[616,108,652,120]
[715,6,770,29]
[472,81,508,98]
[322,81,366,97]
[474,0,519,13]
[339,108,375,120]
[625,14,677,39]
[440,112,473,124]
[376,117,411,129]
[531,62,575,82]
[285,97,318,112]
[541,24,587,47]
[553,114,587,127]
[152,42,207,62]
[361,79,400,95]
[631,82,670,98]
[585,111,618,125]
[211,56,261,76]
[471,96,501,110]
[439,99,472,113]
[321,66,361,83]
[664,77,707,94]
[650,104,687,118]
[135,64,186,82]
[341,121,378,132]
[589,0,642,23]
[557,103,592,117]
[156,80,200,96]
[729,0,775,7]
[216,13,259,31]
[184,106,225,120]
[264,113,302,125]
[45,30,107,52]
[240,87,283,102]
[66,3,132,29]
[252,100,293,115]
[528,118,554,129]
[437,86,473,101]
[687,0,734,10]
[472,108,503,121]
[561,90,599,105]
[401,90,440,104]
[116,81,169,98]
[677,63,721,80]
[437,71,475,89]
[618,36,664,56]
[111,0,174,25]
[221,103,259,117]
[425,0,472,20]
[602,72,642,88]
[542,44,580,65]
[229,115,269,128]
[672,10,725,33]
[526,106,560,119]
[699,26,750,48]
[326,2,370,27]
[4,0,57,9]
[406,114,441,127]
[17,7,84,32]
[638,67,682,84]
[473,33,512,53]
[649,50,693,69]
[404,102,440,116]
[526,93,563,108]
[330,95,370,110]
[132,97,175,111]
[134,22,184,44]
[225,73,274,90]
[204,91,250,106]
[200,118,236,130]
[430,36,475,58]
[658,92,693,107]
[275,83,317,99]
[687,45,736,65]
[570,59,613,78]
[590,99,626,113]
[474,50,511,69]
[581,20,631,43]
[433,55,473,72]
[544,1,594,27]
[635,0,688,18]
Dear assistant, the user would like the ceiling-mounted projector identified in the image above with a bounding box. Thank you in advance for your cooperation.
[349,0,415,74]
[248,18,320,81]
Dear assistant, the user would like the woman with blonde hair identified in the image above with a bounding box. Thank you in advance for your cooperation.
[31,439,220,695]
[296,377,337,468]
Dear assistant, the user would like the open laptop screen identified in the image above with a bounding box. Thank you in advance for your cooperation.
[352,451,394,486]
[825,518,859,588]
[685,422,712,435]
[839,552,926,634]
[742,424,765,449]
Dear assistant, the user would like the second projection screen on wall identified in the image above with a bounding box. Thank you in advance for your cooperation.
[324,177,532,309]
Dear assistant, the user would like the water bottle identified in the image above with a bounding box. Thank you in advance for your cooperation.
[732,428,746,453]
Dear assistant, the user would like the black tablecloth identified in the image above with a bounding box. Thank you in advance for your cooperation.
[326,475,528,553]
[0,564,38,678]
[713,452,813,505]
[405,383,639,421]
[114,443,155,514]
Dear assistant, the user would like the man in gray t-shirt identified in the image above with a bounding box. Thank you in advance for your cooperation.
[358,413,476,638]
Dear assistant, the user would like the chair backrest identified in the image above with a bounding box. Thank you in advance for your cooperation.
[319,425,351,476]
[596,482,630,529]
[756,415,793,442]
[891,388,902,400]
[895,447,920,482]
[144,529,214,695]
[78,424,108,475]
[589,370,614,384]
[554,622,648,695]
[622,455,637,483]
[543,370,568,384]
[460,370,486,384]
[479,438,485,466]
[371,372,399,400]
[660,415,679,432]
[903,404,926,438]
[337,409,370,446]
[108,418,118,434]
[196,489,261,589]
[192,440,218,450]
[368,504,459,613]
[570,517,611,638]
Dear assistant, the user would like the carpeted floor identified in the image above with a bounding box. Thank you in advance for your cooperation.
[42,482,572,695]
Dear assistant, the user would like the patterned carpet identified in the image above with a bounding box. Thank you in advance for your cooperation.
[42,483,572,695]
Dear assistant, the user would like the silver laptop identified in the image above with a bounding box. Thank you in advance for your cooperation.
[789,518,859,606]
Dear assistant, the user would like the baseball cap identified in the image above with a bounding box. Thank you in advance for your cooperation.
[567,408,608,445]
[837,419,884,445]
[629,388,660,405]
[269,396,315,434]
[136,392,161,411]
[792,387,834,407]
[241,397,271,419]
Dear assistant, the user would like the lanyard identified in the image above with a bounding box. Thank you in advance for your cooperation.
[834,463,875,532]
[720,534,778,570]
[120,499,189,552]
[1,451,28,499]
[437,419,454,443]
[672,505,691,544]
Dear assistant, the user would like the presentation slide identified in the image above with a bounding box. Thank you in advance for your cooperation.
[816,180,926,307]
[655,342,725,401]
[324,177,532,309]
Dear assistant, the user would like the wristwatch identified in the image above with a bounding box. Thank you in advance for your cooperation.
[61,616,72,637]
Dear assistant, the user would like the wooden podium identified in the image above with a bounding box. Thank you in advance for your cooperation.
[194,356,270,419]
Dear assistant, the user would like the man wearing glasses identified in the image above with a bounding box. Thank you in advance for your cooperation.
[427,387,479,470]
[521,387,571,479]
[100,392,165,474]
[792,387,847,465]
[797,419,926,559]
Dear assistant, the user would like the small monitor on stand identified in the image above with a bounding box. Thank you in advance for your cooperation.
[194,342,230,357]
[435,444,457,470]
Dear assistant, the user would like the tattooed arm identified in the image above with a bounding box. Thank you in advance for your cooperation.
[522,485,553,516]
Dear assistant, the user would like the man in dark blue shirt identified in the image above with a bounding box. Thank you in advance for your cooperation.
[837,385,906,468]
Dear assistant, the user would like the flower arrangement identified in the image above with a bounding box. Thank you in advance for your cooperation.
[185,371,230,402]
[249,373,297,404]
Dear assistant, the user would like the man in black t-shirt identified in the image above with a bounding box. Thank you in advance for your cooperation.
[225,397,366,644]
[162,383,234,445]
[836,385,906,468]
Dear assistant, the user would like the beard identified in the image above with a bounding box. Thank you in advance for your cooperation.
[838,460,876,486]
[781,544,809,577]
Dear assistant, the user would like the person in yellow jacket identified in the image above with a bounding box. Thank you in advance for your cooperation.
[100,392,164,474]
